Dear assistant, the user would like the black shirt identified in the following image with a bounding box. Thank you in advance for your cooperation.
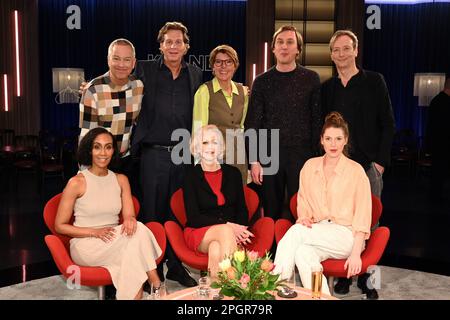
[143,62,192,145]
[321,69,395,170]
[333,71,370,169]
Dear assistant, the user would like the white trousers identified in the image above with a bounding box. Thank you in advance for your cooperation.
[274,220,354,295]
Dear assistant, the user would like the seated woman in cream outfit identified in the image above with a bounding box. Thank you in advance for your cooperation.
[55,127,162,300]
[273,112,372,295]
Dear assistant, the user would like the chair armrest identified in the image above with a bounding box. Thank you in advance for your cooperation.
[44,234,76,277]
[145,222,167,265]
[164,221,208,271]
[274,219,293,244]
[361,226,390,271]
[248,217,275,257]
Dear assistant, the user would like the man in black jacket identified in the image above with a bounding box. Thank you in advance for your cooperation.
[132,22,203,288]
[321,30,395,299]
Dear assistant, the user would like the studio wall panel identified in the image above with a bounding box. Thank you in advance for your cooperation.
[304,44,332,65]
[275,0,334,21]
[275,20,334,43]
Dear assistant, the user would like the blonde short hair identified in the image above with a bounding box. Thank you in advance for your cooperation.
[209,45,239,69]
[190,125,225,160]
[107,38,136,58]
[329,30,358,52]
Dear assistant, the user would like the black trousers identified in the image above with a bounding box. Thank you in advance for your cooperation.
[113,155,142,201]
[260,146,312,221]
[139,147,186,270]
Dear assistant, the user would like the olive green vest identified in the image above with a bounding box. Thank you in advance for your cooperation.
[206,81,248,184]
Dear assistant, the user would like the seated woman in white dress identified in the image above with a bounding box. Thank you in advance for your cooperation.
[273,112,372,295]
[55,127,162,300]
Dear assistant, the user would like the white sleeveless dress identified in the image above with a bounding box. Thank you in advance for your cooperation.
[70,169,162,300]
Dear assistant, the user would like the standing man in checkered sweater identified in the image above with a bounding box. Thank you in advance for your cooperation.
[79,38,143,191]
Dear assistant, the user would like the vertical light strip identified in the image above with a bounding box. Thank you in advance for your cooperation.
[252,64,256,85]
[3,74,8,111]
[14,10,21,97]
[264,42,268,72]
[22,264,27,282]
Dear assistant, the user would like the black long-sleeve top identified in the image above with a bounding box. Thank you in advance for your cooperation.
[244,65,322,159]
[321,69,396,169]
[183,164,248,228]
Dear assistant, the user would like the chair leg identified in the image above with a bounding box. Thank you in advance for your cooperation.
[328,276,335,296]
[98,286,106,300]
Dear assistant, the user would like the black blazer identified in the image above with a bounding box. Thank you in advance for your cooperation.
[321,69,396,167]
[183,164,248,228]
[131,56,203,156]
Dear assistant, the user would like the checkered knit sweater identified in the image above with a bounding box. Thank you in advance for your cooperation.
[79,72,144,155]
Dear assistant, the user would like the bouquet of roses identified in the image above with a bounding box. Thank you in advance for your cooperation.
[211,249,284,300]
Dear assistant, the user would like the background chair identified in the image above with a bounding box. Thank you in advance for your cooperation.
[43,193,166,299]
[275,193,390,295]
[0,129,15,147]
[39,131,65,191]
[415,136,432,179]
[390,129,417,176]
[164,186,274,272]
[13,135,39,191]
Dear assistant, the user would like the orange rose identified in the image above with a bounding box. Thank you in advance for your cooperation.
[260,259,274,272]
[226,267,237,280]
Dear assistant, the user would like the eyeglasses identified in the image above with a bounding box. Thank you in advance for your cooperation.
[214,59,234,67]
[162,39,185,48]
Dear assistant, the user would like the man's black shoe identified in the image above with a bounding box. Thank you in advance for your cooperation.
[333,277,351,294]
[105,285,116,300]
[166,264,197,287]
[357,273,379,300]
[143,281,151,294]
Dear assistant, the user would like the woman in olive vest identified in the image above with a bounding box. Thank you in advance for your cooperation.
[192,45,248,184]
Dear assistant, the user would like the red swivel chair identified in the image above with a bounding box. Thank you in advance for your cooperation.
[43,193,166,299]
[274,192,390,295]
[165,186,275,271]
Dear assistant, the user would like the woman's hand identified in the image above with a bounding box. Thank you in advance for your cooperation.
[227,222,254,245]
[344,254,362,278]
[296,217,313,228]
[93,227,116,243]
[78,81,88,95]
[121,216,137,236]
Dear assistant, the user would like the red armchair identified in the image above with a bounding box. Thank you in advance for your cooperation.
[164,186,274,271]
[274,192,390,295]
[43,193,166,299]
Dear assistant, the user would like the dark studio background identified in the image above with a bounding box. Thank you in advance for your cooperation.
[0,0,449,289]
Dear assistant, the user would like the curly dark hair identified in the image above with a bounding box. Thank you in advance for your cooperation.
[77,127,119,168]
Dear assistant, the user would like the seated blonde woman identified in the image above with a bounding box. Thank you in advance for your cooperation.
[183,125,254,278]
[54,127,162,300]
[273,112,371,295]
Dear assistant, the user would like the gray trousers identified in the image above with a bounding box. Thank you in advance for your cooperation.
[366,162,383,198]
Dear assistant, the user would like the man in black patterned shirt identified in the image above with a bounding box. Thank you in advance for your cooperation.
[244,25,321,221]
